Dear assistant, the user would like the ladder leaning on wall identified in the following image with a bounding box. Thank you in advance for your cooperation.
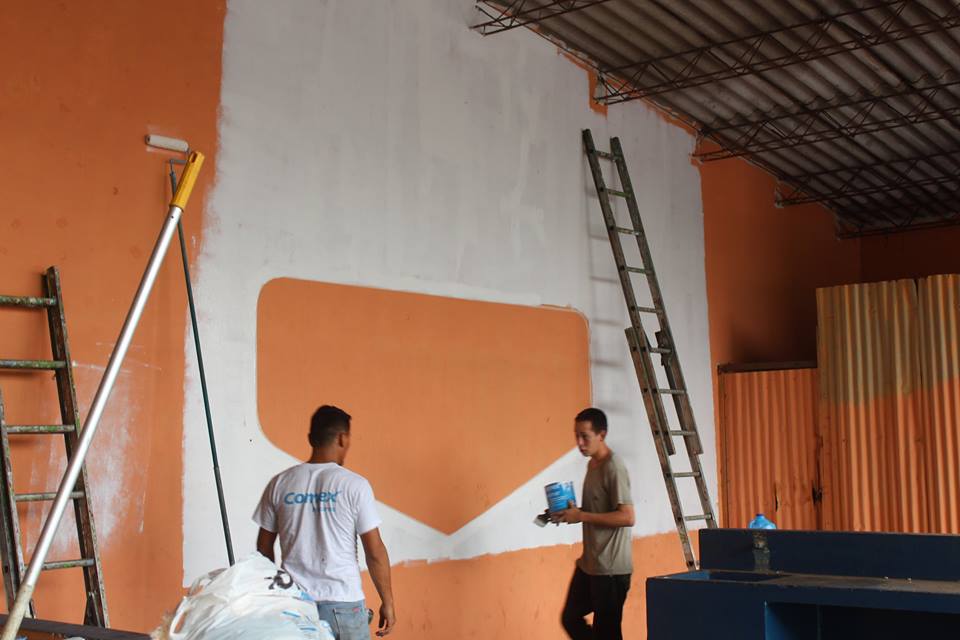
[0,266,108,625]
[582,129,718,570]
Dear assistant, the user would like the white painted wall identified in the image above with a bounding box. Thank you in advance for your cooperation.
[183,0,715,583]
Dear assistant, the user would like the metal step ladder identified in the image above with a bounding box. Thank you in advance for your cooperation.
[0,266,108,625]
[582,129,717,570]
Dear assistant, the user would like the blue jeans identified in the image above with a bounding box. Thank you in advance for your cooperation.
[315,600,370,640]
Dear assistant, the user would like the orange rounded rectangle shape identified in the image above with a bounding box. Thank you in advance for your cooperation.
[257,278,591,533]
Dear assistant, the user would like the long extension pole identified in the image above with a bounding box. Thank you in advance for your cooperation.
[167,161,235,566]
[0,152,205,640]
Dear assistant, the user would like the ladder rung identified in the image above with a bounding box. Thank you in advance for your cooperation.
[41,558,95,571]
[623,266,653,275]
[15,491,84,503]
[629,344,673,355]
[0,359,66,370]
[664,430,697,437]
[594,150,616,160]
[0,295,56,308]
[630,305,658,313]
[670,472,701,478]
[684,514,714,522]
[604,188,630,198]
[4,424,76,435]
[642,388,687,395]
[614,226,640,236]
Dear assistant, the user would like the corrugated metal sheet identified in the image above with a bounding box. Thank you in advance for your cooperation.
[918,274,960,532]
[816,279,929,532]
[719,367,819,530]
[475,0,960,236]
[719,277,958,534]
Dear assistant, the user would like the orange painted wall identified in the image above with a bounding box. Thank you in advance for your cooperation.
[699,159,861,517]
[10,2,943,634]
[0,7,691,635]
[700,161,861,367]
[257,279,591,535]
[361,533,684,638]
[860,226,960,282]
[254,280,687,637]
[0,0,223,630]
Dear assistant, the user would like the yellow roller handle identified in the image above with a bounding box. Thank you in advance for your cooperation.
[171,151,205,209]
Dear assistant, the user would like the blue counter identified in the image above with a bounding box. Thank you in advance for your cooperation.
[647,529,960,639]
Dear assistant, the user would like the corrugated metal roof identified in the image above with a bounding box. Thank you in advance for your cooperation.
[474,0,960,237]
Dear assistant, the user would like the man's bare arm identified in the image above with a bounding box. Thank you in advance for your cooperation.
[551,503,635,528]
[581,503,635,527]
[360,528,396,637]
[257,528,278,562]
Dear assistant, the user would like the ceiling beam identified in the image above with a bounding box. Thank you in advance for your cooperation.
[772,149,960,229]
[696,78,960,161]
[473,0,613,35]
[778,173,960,206]
[837,214,960,238]
[835,190,960,227]
[595,0,960,103]
[777,148,960,194]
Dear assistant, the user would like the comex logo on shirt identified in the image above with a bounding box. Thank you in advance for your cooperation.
[283,491,339,513]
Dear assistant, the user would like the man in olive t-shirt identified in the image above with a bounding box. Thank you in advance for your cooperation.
[551,407,634,640]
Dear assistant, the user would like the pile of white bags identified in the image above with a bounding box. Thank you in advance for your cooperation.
[152,554,334,640]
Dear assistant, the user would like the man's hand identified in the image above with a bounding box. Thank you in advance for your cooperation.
[376,601,396,636]
[549,500,583,524]
[361,528,396,636]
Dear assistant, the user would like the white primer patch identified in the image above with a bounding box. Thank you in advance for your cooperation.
[183,0,716,585]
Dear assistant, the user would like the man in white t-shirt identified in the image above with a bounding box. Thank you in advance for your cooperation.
[254,405,396,639]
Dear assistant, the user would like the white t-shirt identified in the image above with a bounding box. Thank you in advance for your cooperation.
[253,462,382,603]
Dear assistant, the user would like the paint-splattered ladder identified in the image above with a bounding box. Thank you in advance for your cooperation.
[582,130,718,570]
[0,266,108,626]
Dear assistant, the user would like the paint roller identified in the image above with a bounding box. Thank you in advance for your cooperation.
[145,134,190,153]
[145,132,236,567]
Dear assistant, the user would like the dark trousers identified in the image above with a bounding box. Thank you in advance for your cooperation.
[561,567,631,640]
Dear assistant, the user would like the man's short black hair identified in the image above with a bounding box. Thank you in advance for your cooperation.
[575,407,608,434]
[309,405,351,447]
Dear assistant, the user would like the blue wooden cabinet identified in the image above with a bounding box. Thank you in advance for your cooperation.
[647,529,960,639]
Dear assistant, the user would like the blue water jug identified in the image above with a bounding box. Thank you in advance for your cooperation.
[748,513,777,529]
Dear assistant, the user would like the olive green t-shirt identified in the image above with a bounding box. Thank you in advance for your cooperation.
[576,451,633,576]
